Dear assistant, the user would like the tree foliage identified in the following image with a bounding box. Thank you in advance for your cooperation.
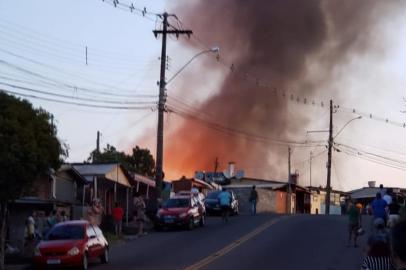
[88,144,155,177]
[0,92,66,270]
[0,92,66,201]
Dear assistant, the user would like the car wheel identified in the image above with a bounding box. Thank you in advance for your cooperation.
[188,218,194,230]
[199,215,205,227]
[100,247,109,264]
[82,253,88,270]
[154,224,162,232]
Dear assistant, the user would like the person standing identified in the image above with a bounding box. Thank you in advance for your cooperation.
[361,218,395,270]
[371,192,388,224]
[87,199,103,226]
[133,192,146,237]
[249,185,258,215]
[347,200,361,247]
[112,202,124,236]
[47,210,58,228]
[24,212,36,256]
[218,188,232,223]
[60,210,68,222]
[388,197,401,228]
[383,188,393,205]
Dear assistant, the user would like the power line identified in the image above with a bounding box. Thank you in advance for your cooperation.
[0,59,157,98]
[99,0,160,22]
[1,89,155,111]
[0,82,157,105]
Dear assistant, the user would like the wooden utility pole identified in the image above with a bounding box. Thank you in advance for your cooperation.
[310,151,313,187]
[96,131,100,153]
[153,13,192,199]
[325,100,333,215]
[287,146,292,214]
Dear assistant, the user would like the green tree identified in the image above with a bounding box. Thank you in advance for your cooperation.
[0,92,66,270]
[88,144,155,177]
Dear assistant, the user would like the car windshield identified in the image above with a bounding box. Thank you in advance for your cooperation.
[164,198,190,208]
[206,191,221,199]
[46,225,84,240]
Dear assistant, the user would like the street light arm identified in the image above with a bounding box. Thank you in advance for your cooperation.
[334,116,362,139]
[166,47,219,85]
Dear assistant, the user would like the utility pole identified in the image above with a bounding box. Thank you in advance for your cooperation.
[214,157,219,173]
[287,146,292,214]
[310,151,313,187]
[325,100,333,215]
[96,131,100,153]
[153,13,192,199]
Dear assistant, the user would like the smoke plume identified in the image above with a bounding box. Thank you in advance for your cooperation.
[146,0,399,180]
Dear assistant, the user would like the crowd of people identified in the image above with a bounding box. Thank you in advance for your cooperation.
[347,184,406,270]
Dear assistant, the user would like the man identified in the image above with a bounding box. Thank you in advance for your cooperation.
[218,188,232,223]
[371,192,388,224]
[112,202,124,236]
[249,185,258,215]
[383,188,393,206]
[133,192,147,237]
[347,200,361,247]
[391,221,406,270]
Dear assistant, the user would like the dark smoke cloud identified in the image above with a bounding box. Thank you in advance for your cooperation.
[144,0,399,180]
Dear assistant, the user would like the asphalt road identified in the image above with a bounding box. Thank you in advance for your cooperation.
[95,214,368,270]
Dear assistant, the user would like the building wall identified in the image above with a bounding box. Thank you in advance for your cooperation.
[311,193,321,214]
[55,171,76,203]
[228,187,287,214]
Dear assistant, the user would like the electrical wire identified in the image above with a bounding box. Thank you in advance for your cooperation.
[1,89,155,111]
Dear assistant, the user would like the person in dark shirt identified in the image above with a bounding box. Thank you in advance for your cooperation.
[391,221,406,270]
[388,197,401,228]
[347,200,361,247]
[249,185,258,215]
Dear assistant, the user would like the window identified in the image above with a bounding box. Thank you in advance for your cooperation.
[47,225,84,240]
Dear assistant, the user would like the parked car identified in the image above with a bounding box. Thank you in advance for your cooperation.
[33,220,109,270]
[205,190,239,216]
[155,195,205,230]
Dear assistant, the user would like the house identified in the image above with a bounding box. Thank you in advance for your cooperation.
[227,177,311,214]
[72,163,134,220]
[7,164,87,252]
[307,186,347,215]
[349,184,406,208]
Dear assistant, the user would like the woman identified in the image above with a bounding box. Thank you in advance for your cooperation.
[361,218,395,270]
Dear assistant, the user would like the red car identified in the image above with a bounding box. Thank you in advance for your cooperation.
[33,220,109,270]
[155,195,205,230]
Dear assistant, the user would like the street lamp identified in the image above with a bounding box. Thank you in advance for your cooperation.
[334,116,362,139]
[166,46,220,85]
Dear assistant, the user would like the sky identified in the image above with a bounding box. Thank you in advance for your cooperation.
[1,0,406,191]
